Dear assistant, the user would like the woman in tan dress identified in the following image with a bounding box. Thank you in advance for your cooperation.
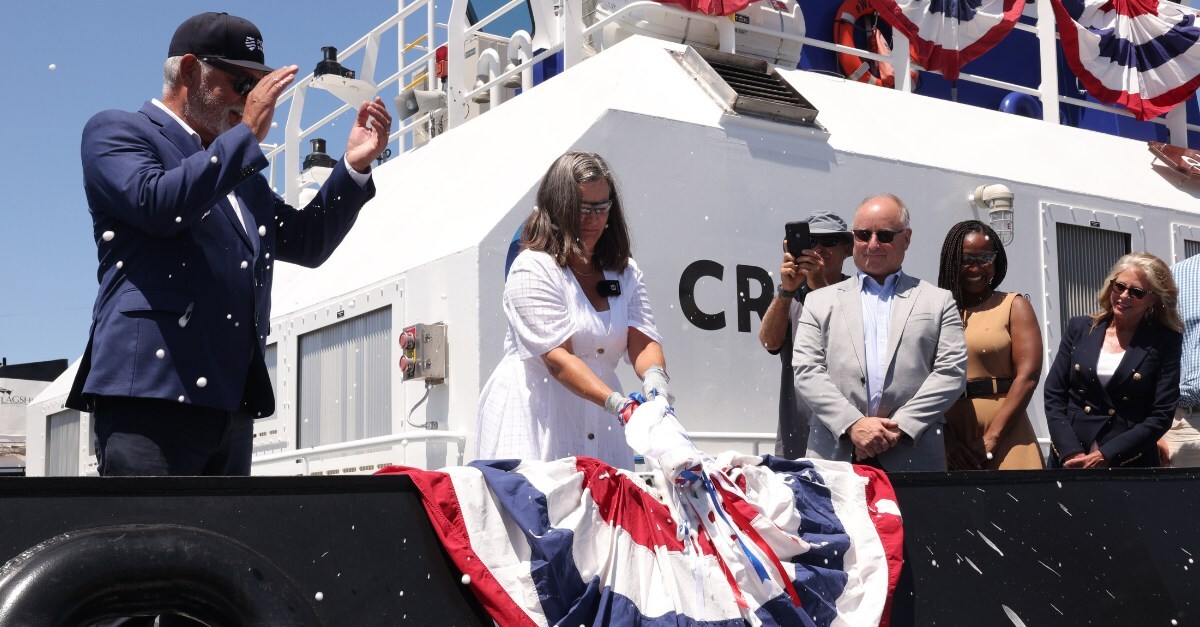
[938,221,1044,470]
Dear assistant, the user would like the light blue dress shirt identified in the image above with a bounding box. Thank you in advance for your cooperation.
[1172,255,1200,408]
[860,270,902,416]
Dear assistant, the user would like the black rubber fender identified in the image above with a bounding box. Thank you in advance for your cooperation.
[0,524,321,626]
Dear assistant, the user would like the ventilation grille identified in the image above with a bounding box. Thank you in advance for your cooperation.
[675,46,818,126]
[1056,223,1130,334]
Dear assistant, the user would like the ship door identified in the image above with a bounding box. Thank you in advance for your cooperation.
[1041,203,1142,350]
[1172,223,1200,262]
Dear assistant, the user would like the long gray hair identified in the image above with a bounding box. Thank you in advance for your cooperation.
[521,151,631,271]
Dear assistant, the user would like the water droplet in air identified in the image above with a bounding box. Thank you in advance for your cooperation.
[178,302,194,328]
[116,261,124,269]
[102,231,115,241]
[271,121,278,128]
[314,592,324,601]
[175,216,182,223]
[227,314,232,320]
[460,574,471,585]
[259,225,267,236]
[178,395,185,402]
[241,260,249,269]
[48,63,57,71]
[156,349,165,359]
[210,155,219,164]
[196,377,208,388]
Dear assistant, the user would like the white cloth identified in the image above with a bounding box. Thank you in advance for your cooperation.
[1096,349,1124,387]
[475,250,662,469]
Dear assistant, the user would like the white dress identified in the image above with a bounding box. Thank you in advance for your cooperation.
[475,250,662,469]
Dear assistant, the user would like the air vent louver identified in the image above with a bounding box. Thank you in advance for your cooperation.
[675,46,819,126]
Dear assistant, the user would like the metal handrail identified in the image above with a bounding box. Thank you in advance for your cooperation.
[253,431,469,474]
[688,431,776,457]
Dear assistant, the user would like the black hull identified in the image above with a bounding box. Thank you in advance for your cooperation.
[0,469,1193,625]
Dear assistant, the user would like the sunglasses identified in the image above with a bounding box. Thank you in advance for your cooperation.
[812,235,850,248]
[852,229,903,244]
[962,252,997,267]
[579,199,613,216]
[1110,280,1149,300]
[199,57,260,97]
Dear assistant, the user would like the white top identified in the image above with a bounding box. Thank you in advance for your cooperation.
[1096,350,1125,388]
[475,250,662,469]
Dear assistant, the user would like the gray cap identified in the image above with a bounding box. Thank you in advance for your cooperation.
[804,210,850,234]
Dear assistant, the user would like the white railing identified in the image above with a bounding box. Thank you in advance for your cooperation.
[253,431,469,475]
[688,432,777,457]
[263,0,443,204]
[265,0,1198,201]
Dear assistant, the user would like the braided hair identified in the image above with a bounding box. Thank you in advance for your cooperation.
[937,220,1008,312]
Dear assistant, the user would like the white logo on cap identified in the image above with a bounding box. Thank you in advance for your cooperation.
[246,37,263,52]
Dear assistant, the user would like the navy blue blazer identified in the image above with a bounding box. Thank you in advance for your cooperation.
[67,102,375,416]
[1043,315,1182,467]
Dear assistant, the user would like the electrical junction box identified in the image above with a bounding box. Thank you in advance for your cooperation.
[399,323,448,382]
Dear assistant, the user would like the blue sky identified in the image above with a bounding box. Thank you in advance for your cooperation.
[0,2,414,365]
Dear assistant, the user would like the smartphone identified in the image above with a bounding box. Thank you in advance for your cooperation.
[785,221,811,259]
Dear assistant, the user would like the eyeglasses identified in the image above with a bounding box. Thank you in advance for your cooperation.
[1110,280,1149,300]
[813,235,850,248]
[962,252,997,267]
[852,229,903,244]
[579,199,613,216]
[199,57,260,97]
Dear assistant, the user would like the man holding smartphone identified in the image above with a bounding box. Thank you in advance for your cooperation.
[759,211,853,459]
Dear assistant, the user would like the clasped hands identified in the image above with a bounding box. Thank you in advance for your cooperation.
[849,416,902,460]
[1061,450,1108,469]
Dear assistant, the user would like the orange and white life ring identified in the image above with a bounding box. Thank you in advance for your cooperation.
[833,0,918,88]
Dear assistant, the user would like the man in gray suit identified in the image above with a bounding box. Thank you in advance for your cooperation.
[793,194,966,471]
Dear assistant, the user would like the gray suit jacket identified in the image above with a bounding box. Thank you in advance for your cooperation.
[793,273,966,471]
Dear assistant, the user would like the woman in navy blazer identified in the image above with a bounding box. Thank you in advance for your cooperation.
[1044,252,1183,468]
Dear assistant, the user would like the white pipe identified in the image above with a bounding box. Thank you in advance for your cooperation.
[475,48,504,106]
[506,30,535,92]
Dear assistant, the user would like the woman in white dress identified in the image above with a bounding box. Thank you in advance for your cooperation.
[475,152,670,469]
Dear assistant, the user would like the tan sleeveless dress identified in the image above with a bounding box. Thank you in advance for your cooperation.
[944,292,1044,470]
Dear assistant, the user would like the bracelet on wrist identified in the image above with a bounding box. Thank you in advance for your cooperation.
[777,284,797,300]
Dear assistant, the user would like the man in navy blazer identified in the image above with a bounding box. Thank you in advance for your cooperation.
[66,12,392,477]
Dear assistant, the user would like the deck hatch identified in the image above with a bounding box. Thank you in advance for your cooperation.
[675,46,818,126]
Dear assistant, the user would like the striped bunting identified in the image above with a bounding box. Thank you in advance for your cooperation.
[870,0,1027,81]
[378,399,903,626]
[1050,0,1200,120]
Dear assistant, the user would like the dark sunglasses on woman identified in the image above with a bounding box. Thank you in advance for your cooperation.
[1110,280,1148,300]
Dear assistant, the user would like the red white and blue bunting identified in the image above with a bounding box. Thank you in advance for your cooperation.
[1050,0,1200,121]
[869,0,1028,81]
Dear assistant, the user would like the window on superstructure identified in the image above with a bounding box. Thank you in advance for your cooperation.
[46,409,80,477]
[297,307,392,448]
[1055,223,1130,334]
[467,0,534,37]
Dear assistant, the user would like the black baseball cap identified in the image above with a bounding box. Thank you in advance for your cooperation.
[168,12,273,73]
